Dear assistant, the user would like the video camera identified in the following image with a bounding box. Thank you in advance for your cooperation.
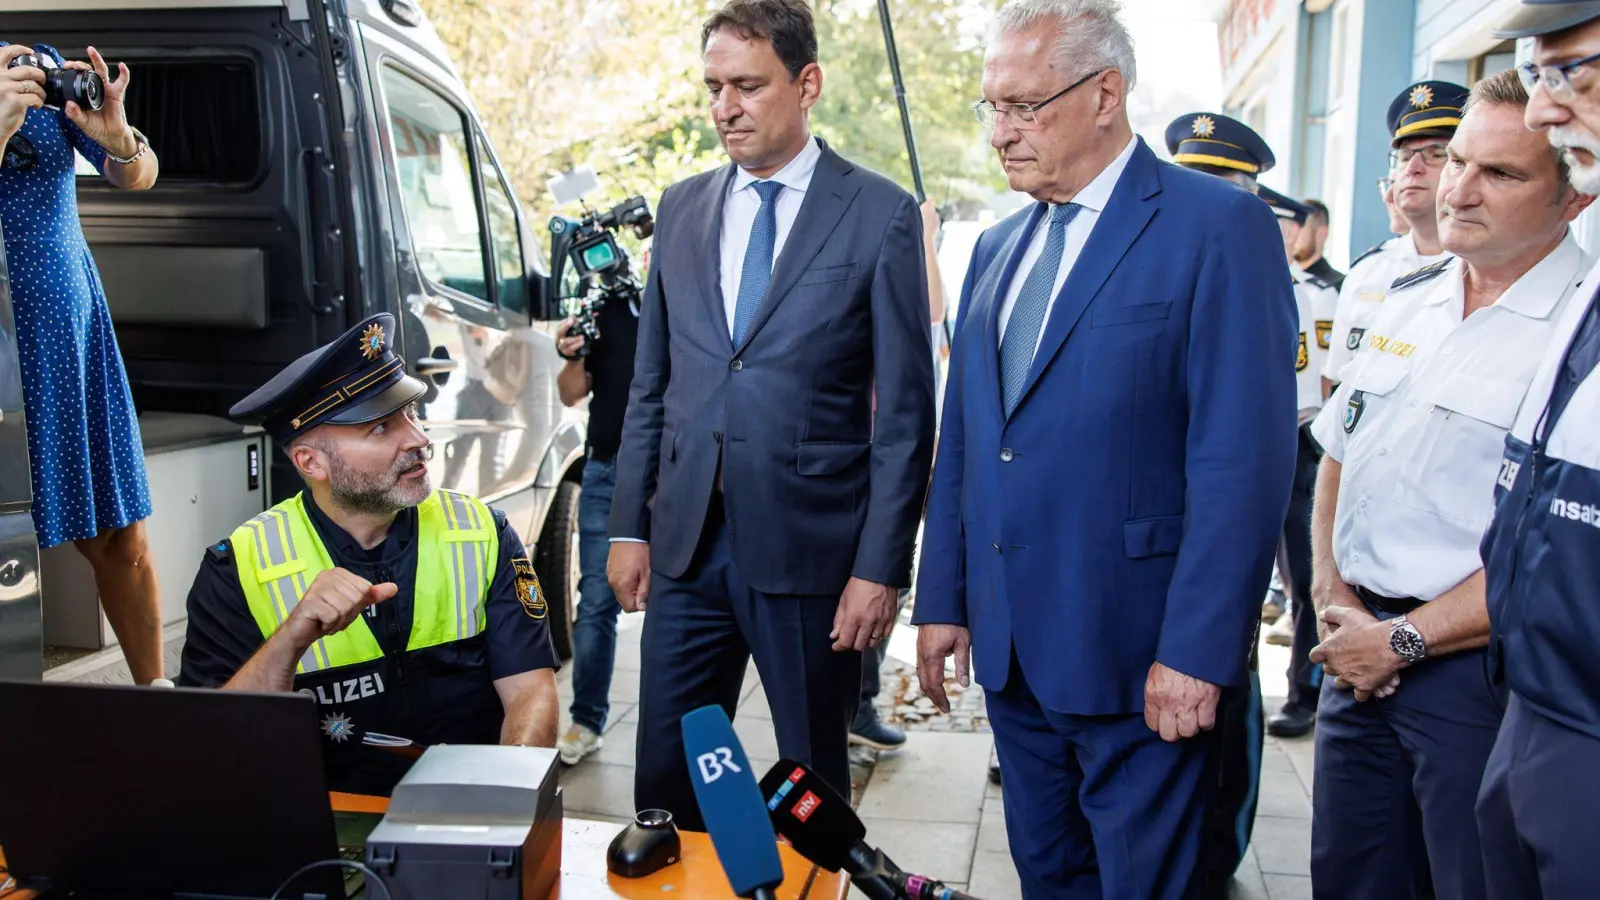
[548,194,653,359]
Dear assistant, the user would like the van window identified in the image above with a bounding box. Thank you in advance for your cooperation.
[478,135,526,315]
[382,67,490,304]
[79,58,261,184]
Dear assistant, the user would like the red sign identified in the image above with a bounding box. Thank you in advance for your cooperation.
[1220,0,1279,74]
[789,767,805,784]
[793,791,822,823]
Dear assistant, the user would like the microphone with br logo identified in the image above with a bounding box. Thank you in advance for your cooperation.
[680,705,785,900]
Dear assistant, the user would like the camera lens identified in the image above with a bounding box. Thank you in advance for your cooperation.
[78,70,104,110]
[59,69,105,111]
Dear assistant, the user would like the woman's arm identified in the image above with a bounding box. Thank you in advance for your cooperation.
[60,46,158,191]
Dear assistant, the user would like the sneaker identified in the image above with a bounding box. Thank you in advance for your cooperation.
[1265,612,1295,647]
[1261,589,1286,624]
[1267,704,1316,739]
[849,713,906,750]
[557,723,604,766]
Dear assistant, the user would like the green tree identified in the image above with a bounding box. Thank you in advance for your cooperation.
[426,0,1002,242]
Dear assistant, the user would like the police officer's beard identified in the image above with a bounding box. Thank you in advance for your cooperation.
[327,450,431,515]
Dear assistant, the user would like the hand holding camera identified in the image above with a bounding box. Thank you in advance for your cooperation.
[0,45,46,145]
[6,45,137,161]
[556,316,592,361]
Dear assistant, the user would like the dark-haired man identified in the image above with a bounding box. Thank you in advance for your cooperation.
[607,0,934,830]
[1296,199,1345,291]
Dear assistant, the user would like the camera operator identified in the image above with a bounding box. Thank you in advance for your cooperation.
[2,42,165,685]
[554,241,644,767]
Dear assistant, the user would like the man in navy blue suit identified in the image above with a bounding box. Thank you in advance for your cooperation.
[912,2,1298,897]
[607,0,935,832]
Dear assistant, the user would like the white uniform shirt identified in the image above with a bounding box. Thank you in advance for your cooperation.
[1509,255,1600,467]
[997,135,1137,357]
[1294,269,1337,422]
[1323,233,1450,382]
[720,136,822,340]
[1311,235,1590,601]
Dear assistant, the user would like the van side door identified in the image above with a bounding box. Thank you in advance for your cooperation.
[361,40,559,500]
[0,222,42,680]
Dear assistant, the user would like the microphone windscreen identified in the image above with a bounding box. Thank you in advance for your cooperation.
[759,758,868,872]
[681,706,784,897]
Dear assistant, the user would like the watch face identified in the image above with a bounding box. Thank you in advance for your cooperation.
[1391,623,1427,662]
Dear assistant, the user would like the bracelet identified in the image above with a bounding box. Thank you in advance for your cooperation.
[105,127,148,166]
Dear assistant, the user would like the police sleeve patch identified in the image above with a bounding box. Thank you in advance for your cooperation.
[1316,320,1333,349]
[1296,333,1309,372]
[512,557,547,620]
[1347,327,1366,351]
[1344,390,1367,434]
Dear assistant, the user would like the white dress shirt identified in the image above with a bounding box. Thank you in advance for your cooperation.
[996,135,1138,357]
[1323,232,1449,382]
[1293,269,1336,423]
[718,136,823,340]
[1311,234,1590,601]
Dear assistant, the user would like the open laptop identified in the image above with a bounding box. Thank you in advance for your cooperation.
[0,680,365,899]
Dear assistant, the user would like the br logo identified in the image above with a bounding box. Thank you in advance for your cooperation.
[696,746,743,784]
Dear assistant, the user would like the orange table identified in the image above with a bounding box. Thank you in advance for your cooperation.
[0,794,847,900]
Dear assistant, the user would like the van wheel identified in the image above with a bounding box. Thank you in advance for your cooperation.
[536,479,582,661]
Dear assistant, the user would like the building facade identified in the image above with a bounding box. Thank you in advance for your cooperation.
[1216,0,1594,268]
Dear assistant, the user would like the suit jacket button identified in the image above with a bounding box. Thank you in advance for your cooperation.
[730,360,744,372]
[1000,448,1014,462]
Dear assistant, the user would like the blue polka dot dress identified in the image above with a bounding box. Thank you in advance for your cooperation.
[0,44,151,549]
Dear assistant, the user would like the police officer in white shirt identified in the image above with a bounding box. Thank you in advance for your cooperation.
[1323,81,1468,386]
[1305,70,1594,900]
[1258,186,1339,739]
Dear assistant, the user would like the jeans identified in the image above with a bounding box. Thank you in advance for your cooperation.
[569,454,622,733]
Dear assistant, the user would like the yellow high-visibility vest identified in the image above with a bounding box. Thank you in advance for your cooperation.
[232,490,499,674]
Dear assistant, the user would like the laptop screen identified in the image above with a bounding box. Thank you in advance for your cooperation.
[0,681,348,899]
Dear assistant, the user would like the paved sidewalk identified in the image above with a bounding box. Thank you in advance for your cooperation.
[52,611,1316,899]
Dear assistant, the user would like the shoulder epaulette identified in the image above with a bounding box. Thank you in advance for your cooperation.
[1304,273,1335,291]
[208,539,232,562]
[1349,244,1385,269]
[1389,257,1453,293]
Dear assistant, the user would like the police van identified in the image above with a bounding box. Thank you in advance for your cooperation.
[0,0,589,682]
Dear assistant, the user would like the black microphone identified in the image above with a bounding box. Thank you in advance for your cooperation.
[759,759,987,900]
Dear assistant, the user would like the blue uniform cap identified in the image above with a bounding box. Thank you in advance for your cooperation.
[1256,185,1312,226]
[1494,1,1600,38]
[229,312,427,445]
[1388,81,1469,148]
[1164,112,1275,177]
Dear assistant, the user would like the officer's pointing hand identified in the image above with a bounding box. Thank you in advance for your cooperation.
[282,568,398,650]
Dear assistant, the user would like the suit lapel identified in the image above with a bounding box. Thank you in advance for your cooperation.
[734,143,860,355]
[980,205,1044,426]
[1015,140,1163,413]
[694,164,739,343]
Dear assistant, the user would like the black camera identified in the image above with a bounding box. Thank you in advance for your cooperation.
[548,196,653,359]
[8,53,104,112]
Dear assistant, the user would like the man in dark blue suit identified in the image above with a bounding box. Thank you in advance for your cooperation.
[912,2,1298,897]
[607,0,935,831]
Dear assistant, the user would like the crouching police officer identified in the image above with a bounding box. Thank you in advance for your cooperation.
[178,314,561,795]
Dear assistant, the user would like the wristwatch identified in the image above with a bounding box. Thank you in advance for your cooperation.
[106,127,149,166]
[1388,615,1428,664]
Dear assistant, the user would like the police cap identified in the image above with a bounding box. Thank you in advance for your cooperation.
[1165,112,1275,177]
[1494,1,1600,39]
[1257,185,1312,225]
[1389,81,1469,147]
[229,313,427,446]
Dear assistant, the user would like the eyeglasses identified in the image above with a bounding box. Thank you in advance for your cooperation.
[1389,143,1450,169]
[973,68,1108,129]
[1377,176,1392,196]
[1516,49,1600,101]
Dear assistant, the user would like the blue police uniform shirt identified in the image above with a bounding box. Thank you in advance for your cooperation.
[178,495,559,689]
[1484,274,1600,740]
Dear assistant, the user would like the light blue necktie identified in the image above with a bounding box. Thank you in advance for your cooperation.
[732,180,784,347]
[1000,203,1082,417]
